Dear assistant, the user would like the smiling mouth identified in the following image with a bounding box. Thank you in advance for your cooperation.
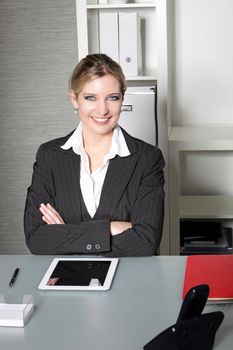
[91,116,111,123]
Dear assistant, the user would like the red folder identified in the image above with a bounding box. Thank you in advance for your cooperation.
[182,255,233,301]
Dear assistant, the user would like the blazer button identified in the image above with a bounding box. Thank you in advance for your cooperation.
[86,244,92,251]
[95,244,101,250]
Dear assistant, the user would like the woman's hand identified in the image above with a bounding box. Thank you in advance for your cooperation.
[39,203,65,225]
[110,221,132,236]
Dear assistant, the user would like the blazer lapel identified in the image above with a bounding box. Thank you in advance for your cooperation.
[94,131,139,219]
[57,147,82,223]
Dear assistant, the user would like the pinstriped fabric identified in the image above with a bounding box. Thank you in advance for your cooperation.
[24,128,165,256]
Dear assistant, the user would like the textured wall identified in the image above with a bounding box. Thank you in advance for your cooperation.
[0,0,78,253]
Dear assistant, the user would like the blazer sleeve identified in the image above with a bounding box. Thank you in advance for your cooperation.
[107,147,165,257]
[24,144,111,255]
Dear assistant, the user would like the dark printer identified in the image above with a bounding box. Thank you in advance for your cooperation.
[180,220,232,255]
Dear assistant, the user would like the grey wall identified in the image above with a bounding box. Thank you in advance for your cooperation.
[0,0,78,253]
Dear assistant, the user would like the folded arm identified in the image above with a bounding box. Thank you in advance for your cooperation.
[39,202,131,235]
[106,147,165,256]
[24,144,111,255]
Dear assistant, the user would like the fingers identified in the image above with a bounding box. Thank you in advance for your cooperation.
[110,221,132,236]
[46,203,64,222]
[39,203,65,225]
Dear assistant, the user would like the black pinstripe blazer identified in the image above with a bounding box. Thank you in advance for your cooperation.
[24,128,165,256]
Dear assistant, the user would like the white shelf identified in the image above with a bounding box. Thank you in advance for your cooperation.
[126,77,156,81]
[180,195,233,219]
[126,72,157,81]
[87,4,156,10]
[169,126,233,151]
[169,126,233,142]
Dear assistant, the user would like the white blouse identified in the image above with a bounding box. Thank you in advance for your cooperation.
[61,122,130,217]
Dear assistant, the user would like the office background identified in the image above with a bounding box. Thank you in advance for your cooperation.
[0,0,233,254]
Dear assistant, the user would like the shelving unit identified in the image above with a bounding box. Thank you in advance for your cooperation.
[87,3,156,9]
[76,1,157,82]
[169,126,233,254]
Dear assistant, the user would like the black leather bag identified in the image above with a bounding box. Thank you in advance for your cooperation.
[143,284,224,350]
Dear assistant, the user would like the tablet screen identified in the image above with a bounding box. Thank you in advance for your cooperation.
[38,258,118,291]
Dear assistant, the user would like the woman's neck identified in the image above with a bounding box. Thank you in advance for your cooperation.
[83,129,113,150]
[82,129,114,173]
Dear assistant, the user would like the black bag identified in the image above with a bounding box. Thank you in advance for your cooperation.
[143,284,224,350]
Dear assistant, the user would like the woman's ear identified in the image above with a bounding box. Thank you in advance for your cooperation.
[69,89,78,109]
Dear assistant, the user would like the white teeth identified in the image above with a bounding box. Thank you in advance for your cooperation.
[93,117,108,122]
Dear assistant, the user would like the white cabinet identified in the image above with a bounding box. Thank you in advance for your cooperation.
[76,1,157,82]
[169,126,233,254]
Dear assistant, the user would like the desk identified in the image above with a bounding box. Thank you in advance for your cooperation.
[0,255,232,350]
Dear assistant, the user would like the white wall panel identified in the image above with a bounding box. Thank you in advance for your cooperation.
[171,0,233,126]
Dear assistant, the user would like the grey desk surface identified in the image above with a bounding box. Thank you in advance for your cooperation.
[0,255,232,350]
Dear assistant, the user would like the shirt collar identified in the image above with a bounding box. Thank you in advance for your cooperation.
[61,122,84,155]
[61,122,130,159]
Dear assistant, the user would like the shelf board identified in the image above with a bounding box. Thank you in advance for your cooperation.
[169,126,233,142]
[126,75,157,81]
[179,195,233,219]
[87,3,156,10]
[169,126,233,151]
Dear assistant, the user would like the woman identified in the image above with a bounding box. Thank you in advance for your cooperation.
[24,53,165,256]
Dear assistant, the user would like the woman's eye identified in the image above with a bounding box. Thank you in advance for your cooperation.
[84,95,95,101]
[109,95,120,101]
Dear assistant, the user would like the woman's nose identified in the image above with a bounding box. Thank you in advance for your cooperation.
[96,100,109,116]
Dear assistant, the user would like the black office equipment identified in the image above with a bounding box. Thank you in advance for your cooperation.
[143,284,224,350]
[180,220,232,255]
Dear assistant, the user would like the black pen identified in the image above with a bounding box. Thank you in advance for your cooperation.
[9,268,20,287]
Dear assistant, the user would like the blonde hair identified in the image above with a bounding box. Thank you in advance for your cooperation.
[69,53,126,97]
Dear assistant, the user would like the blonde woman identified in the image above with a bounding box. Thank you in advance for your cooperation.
[24,54,165,256]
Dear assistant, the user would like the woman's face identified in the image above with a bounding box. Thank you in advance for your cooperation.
[71,74,123,137]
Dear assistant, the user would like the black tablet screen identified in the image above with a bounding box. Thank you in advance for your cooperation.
[46,260,111,286]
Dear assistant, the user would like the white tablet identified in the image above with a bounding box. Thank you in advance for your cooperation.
[38,257,119,291]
